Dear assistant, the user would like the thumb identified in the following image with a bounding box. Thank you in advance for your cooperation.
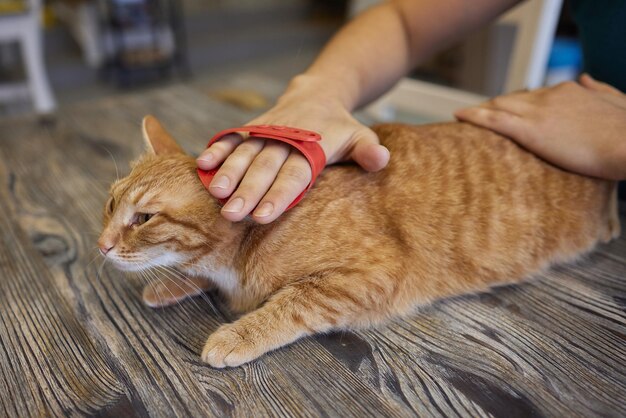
[350,130,390,172]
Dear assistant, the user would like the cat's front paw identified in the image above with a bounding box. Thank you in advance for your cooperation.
[201,324,261,368]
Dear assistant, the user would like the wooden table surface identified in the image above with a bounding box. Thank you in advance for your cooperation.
[0,83,625,418]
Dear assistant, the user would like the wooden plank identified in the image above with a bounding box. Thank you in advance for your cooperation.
[0,147,126,417]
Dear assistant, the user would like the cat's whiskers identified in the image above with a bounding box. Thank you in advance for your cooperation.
[98,144,120,182]
[96,256,108,277]
[145,267,193,317]
[85,249,104,270]
[90,257,108,293]
[153,267,204,317]
[138,268,164,308]
[131,261,165,307]
[89,177,120,186]
[157,265,220,317]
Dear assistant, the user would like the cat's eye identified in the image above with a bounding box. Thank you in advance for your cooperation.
[106,197,115,214]
[133,212,155,227]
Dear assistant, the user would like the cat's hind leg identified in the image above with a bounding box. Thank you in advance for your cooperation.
[143,276,212,308]
[202,272,400,368]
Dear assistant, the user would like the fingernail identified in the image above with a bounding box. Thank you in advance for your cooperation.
[210,175,229,189]
[198,152,214,162]
[254,202,274,217]
[223,197,244,213]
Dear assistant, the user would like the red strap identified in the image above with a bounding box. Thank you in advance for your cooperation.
[197,125,326,211]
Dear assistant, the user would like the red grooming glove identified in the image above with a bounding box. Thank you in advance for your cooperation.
[197,125,326,211]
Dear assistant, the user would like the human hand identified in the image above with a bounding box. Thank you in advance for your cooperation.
[197,76,390,223]
[454,74,626,180]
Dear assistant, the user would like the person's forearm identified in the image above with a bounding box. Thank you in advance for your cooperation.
[294,2,413,111]
[283,0,520,111]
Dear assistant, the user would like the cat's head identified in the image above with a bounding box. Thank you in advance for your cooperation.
[98,116,227,271]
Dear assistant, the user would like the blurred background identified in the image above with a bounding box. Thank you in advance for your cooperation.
[0,0,582,121]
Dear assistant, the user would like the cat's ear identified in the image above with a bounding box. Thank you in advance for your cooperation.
[142,115,184,156]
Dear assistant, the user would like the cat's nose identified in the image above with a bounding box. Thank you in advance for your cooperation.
[99,242,114,256]
[100,244,113,255]
[98,232,119,256]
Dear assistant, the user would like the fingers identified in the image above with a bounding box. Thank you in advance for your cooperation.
[251,151,312,224]
[579,74,626,110]
[199,131,315,223]
[196,133,244,170]
[579,73,623,96]
[206,137,266,199]
[454,90,535,139]
[454,106,529,144]
[350,130,390,172]
[479,91,534,115]
[220,150,311,224]
[219,141,292,221]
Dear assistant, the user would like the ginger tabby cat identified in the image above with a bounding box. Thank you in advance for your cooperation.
[98,116,620,368]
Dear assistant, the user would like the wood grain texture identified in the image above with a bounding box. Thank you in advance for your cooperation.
[0,82,624,417]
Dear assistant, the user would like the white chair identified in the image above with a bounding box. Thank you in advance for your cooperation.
[360,0,564,122]
[0,0,56,114]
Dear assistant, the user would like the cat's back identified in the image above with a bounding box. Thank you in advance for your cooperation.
[373,121,590,197]
[303,122,618,277]
[371,122,613,213]
[379,122,616,240]
[317,122,612,212]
